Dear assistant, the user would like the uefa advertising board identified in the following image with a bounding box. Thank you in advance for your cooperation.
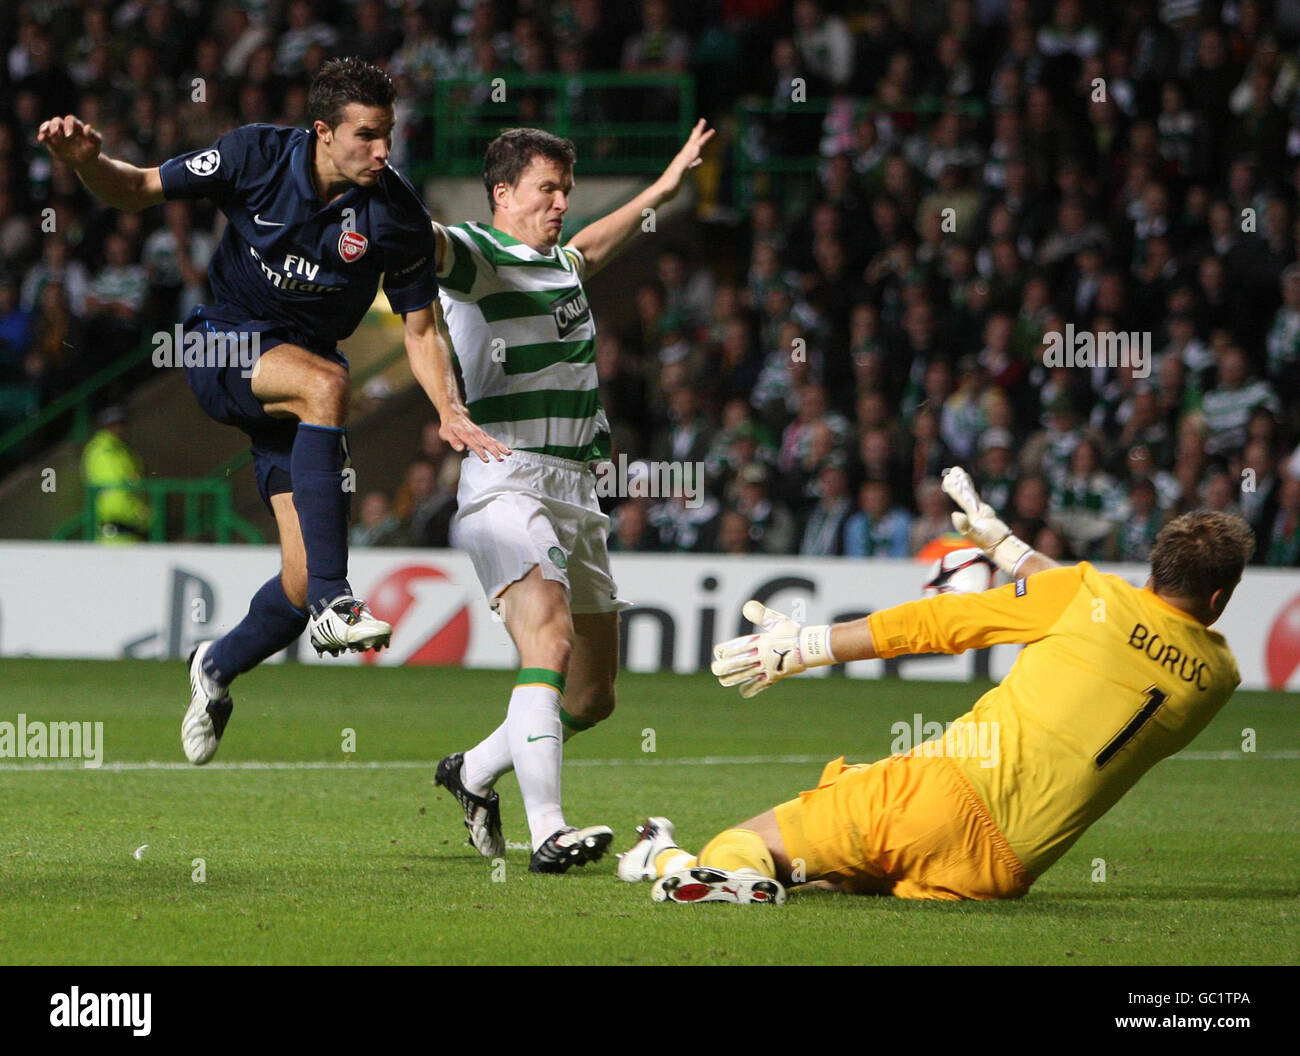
[2,543,1299,691]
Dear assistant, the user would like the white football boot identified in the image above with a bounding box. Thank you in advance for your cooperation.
[617,817,681,882]
[308,595,391,656]
[652,866,787,905]
[183,641,233,765]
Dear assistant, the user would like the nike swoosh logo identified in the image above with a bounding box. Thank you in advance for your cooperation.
[253,214,285,226]
[526,734,558,743]
[773,648,790,672]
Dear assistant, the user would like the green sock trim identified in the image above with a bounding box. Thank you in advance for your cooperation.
[516,667,566,694]
[559,707,594,732]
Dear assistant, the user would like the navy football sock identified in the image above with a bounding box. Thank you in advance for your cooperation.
[291,423,352,614]
[205,575,309,684]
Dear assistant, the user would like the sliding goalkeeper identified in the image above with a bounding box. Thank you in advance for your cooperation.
[616,468,1251,904]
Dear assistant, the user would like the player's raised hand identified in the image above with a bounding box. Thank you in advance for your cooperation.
[941,465,1006,542]
[37,115,103,167]
[655,119,716,200]
[711,600,835,699]
[439,409,511,462]
[941,466,1032,576]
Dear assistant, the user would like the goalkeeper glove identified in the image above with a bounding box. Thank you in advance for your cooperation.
[711,600,836,699]
[940,466,1034,577]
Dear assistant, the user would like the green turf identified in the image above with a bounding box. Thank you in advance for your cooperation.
[0,659,1295,965]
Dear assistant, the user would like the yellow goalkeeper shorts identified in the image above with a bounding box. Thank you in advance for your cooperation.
[773,753,1032,900]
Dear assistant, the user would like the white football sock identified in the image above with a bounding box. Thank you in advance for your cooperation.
[506,671,567,850]
[462,714,582,797]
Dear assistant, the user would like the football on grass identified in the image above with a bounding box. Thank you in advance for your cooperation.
[923,547,997,596]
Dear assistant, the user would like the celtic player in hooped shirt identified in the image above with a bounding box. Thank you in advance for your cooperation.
[618,470,1252,905]
[38,58,507,766]
[431,122,716,873]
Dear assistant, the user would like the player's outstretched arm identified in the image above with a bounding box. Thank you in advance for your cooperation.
[402,303,510,463]
[566,118,715,278]
[711,601,856,698]
[941,466,1057,577]
[38,115,164,212]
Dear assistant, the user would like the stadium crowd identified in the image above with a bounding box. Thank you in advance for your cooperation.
[2,0,1300,565]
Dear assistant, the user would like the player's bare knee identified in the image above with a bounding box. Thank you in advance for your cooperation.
[303,363,349,426]
[536,615,574,673]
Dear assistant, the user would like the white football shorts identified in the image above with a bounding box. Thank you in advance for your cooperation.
[452,449,629,614]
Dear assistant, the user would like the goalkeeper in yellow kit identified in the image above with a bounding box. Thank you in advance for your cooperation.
[616,467,1254,904]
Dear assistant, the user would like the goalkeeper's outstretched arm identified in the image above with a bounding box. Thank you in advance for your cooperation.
[713,569,1080,697]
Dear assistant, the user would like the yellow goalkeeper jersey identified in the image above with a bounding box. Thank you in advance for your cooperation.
[866,563,1241,877]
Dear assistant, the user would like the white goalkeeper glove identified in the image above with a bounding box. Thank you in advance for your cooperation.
[710,600,836,699]
[940,466,1034,577]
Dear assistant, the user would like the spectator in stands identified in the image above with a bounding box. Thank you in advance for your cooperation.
[0,190,36,273]
[648,467,720,552]
[0,276,33,382]
[81,405,151,544]
[1201,344,1282,458]
[799,459,852,556]
[142,201,214,322]
[1114,478,1163,562]
[395,457,457,549]
[974,428,1019,513]
[716,510,757,555]
[910,477,953,555]
[792,0,855,92]
[622,0,689,119]
[728,461,796,556]
[652,383,711,466]
[276,0,338,77]
[844,478,912,558]
[1239,437,1283,559]
[351,491,401,548]
[1265,264,1300,393]
[1050,435,1128,557]
[84,232,148,369]
[610,497,661,553]
[1262,475,1300,566]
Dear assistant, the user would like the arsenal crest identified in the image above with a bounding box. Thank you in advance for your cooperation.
[338,230,368,263]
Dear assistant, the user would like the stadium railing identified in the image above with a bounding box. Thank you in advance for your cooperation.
[411,73,696,179]
[52,478,263,543]
[0,343,154,464]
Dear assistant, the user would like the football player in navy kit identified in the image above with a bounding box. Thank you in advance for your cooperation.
[39,57,508,764]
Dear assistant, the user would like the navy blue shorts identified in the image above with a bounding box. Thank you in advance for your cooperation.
[182,305,350,511]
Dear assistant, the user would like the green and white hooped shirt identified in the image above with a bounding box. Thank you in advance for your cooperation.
[435,221,610,463]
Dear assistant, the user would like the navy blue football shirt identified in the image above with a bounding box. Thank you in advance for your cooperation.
[159,124,438,351]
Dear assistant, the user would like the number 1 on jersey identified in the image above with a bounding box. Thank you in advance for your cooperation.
[1096,686,1168,768]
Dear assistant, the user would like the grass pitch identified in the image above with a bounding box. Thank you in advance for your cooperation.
[0,659,1295,965]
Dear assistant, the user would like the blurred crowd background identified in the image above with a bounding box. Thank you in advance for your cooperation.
[2,0,1300,564]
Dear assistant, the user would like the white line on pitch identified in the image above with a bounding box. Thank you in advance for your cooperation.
[0,750,1295,773]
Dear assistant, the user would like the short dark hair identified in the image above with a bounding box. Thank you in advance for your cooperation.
[1149,511,1255,600]
[308,57,396,130]
[483,128,576,210]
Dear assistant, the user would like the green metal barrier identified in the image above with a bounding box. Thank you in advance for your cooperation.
[52,478,263,543]
[0,343,154,462]
[412,73,696,179]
